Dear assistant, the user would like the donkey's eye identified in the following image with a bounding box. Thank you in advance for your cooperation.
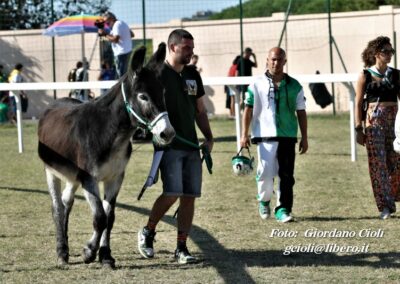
[138,93,149,102]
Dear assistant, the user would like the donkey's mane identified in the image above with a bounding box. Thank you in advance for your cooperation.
[92,79,123,108]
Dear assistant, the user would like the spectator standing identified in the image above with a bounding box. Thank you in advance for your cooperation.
[67,61,82,82]
[0,64,8,101]
[0,65,8,123]
[236,47,257,106]
[188,54,202,73]
[355,36,400,220]
[98,61,116,96]
[8,63,27,123]
[69,61,89,101]
[67,61,82,98]
[98,11,134,78]
[225,55,241,118]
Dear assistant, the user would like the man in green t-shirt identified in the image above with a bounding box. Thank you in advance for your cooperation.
[138,29,214,264]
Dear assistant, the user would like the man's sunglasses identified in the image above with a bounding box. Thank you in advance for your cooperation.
[380,48,395,55]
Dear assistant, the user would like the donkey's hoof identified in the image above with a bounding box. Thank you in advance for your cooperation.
[57,256,69,267]
[82,247,97,264]
[102,260,116,270]
[99,247,115,269]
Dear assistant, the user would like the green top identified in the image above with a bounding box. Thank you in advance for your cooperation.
[275,75,302,137]
[160,64,205,151]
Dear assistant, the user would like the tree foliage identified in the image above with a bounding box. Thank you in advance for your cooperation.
[0,0,111,30]
[210,0,400,20]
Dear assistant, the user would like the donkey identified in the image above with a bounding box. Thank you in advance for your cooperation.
[38,43,175,268]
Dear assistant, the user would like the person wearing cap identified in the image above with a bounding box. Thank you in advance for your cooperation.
[98,11,134,78]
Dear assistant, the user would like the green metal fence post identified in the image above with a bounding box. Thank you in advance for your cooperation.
[142,0,146,47]
[51,0,56,99]
[328,0,336,115]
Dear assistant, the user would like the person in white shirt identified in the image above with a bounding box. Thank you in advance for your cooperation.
[8,63,27,122]
[98,11,134,78]
[240,47,308,223]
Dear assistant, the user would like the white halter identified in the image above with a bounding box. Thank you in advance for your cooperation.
[121,82,168,131]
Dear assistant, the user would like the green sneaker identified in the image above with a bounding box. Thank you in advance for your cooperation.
[259,201,271,219]
[275,208,293,223]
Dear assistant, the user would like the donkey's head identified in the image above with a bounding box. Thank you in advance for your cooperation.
[122,43,175,146]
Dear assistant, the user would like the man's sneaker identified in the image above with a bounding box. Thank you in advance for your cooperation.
[259,201,271,219]
[138,227,156,258]
[380,207,391,220]
[174,246,196,264]
[275,208,293,223]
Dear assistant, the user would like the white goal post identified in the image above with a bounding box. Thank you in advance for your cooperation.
[0,73,359,160]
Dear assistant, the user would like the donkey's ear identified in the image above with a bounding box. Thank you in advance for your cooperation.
[146,42,166,72]
[130,46,146,73]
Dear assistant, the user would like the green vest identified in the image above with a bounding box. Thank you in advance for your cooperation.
[275,75,302,137]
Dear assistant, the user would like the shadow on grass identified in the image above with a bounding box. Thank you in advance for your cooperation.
[224,250,400,269]
[2,186,400,283]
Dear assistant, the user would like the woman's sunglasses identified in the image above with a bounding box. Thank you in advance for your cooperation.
[380,48,395,55]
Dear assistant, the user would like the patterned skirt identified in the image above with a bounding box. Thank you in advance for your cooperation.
[365,104,400,213]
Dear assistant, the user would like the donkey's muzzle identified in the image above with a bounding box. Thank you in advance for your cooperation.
[151,113,175,146]
[159,128,176,145]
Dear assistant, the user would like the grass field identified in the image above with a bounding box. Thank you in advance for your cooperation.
[1,114,400,283]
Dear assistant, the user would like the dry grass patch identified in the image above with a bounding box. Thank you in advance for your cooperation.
[1,115,400,283]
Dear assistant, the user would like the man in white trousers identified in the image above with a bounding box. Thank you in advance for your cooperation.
[240,47,308,223]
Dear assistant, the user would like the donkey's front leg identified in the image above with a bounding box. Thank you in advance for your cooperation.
[98,173,124,268]
[81,176,107,264]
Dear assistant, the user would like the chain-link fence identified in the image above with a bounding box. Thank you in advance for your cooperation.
[0,1,399,117]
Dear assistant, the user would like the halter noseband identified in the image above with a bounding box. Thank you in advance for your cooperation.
[121,82,168,131]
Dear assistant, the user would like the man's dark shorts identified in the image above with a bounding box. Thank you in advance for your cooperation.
[159,148,202,197]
